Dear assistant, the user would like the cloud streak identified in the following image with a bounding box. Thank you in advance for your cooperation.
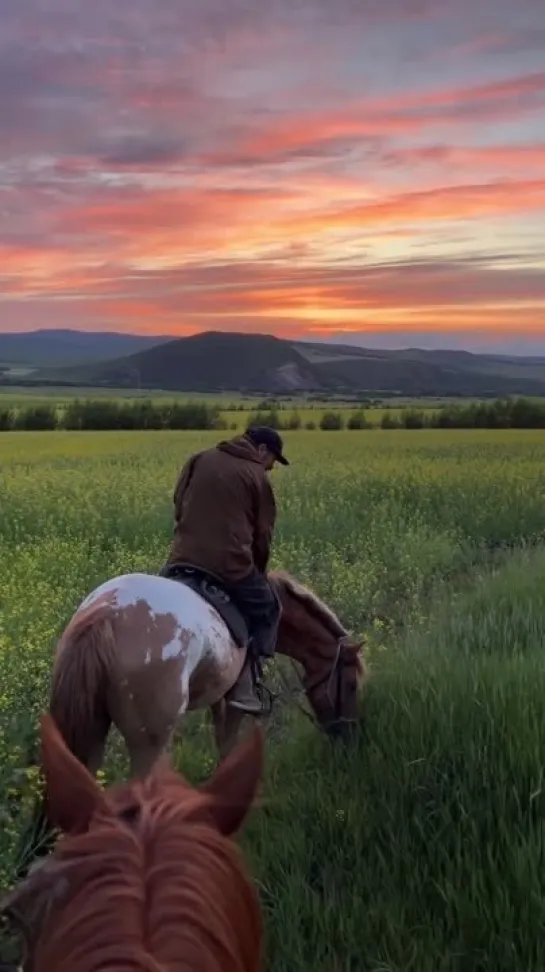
[0,0,544,352]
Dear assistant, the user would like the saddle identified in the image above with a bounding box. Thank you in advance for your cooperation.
[159,562,249,649]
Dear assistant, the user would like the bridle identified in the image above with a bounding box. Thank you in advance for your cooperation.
[323,634,357,734]
[279,634,355,732]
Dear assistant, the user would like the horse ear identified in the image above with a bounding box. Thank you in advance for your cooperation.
[201,726,264,836]
[40,713,107,834]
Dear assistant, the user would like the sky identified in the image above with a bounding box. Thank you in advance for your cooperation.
[1,0,545,354]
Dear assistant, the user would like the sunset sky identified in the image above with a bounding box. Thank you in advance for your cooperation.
[1,0,544,353]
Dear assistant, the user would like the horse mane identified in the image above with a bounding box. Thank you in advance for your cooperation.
[5,732,263,972]
[270,570,349,640]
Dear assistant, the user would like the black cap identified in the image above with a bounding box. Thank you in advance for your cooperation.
[246,426,289,465]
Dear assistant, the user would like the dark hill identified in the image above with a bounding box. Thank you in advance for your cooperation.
[24,330,545,397]
[114,331,318,391]
[34,332,319,392]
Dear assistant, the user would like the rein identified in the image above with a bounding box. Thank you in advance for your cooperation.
[276,636,349,729]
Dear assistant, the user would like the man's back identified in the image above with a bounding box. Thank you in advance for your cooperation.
[167,435,276,582]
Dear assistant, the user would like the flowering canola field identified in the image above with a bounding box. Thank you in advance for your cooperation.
[2,428,545,970]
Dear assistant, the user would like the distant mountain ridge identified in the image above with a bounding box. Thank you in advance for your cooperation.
[18,329,545,397]
[0,329,171,367]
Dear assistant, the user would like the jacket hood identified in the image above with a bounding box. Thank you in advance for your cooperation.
[216,434,263,464]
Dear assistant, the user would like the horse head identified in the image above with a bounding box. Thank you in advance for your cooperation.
[269,571,367,740]
[1,713,264,972]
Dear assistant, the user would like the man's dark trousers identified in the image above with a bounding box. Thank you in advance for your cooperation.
[223,568,280,658]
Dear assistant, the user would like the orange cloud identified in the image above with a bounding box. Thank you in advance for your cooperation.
[2,251,543,331]
[203,72,545,167]
[282,180,545,235]
[44,177,545,266]
[1,169,544,351]
[381,143,545,174]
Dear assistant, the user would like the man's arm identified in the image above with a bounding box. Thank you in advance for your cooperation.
[173,452,201,520]
[252,476,276,574]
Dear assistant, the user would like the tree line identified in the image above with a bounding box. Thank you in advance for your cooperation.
[2,396,545,432]
[0,399,226,431]
[250,399,545,431]
[383,398,545,430]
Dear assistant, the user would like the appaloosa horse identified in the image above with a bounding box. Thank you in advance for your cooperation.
[45,567,364,775]
[3,713,263,972]
[15,568,364,873]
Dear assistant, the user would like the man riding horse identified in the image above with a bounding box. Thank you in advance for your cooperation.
[161,426,289,715]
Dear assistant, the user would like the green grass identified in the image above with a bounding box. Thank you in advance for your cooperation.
[0,385,248,404]
[0,384,476,406]
[2,429,545,968]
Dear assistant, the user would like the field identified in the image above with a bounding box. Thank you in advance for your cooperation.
[2,429,545,969]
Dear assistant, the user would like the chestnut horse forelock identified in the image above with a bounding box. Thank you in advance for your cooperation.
[13,772,262,972]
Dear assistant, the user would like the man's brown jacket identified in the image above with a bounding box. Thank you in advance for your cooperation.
[166,435,276,581]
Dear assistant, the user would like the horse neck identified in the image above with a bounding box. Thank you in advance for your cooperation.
[276,598,339,674]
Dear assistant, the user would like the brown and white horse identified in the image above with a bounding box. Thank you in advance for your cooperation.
[17,569,365,876]
[46,568,364,775]
[44,573,365,776]
[42,572,365,775]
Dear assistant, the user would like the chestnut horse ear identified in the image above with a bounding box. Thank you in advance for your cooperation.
[201,726,264,836]
[40,713,107,834]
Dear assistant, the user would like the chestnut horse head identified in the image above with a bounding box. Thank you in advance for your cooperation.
[1,714,263,972]
[269,571,366,740]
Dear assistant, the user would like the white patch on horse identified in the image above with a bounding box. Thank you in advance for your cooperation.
[76,572,237,712]
[161,629,185,662]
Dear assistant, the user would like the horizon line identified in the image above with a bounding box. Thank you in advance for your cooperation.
[1,325,545,360]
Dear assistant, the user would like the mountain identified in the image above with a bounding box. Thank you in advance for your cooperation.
[24,330,545,397]
[0,329,171,367]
